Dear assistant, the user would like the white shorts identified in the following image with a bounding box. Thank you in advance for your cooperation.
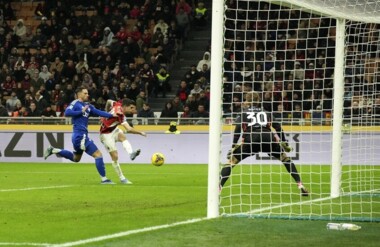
[100,128,124,152]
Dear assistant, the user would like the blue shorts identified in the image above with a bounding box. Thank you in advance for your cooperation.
[72,133,98,156]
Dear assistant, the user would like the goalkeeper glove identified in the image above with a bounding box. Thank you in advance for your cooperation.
[281,142,293,152]
[227,144,240,159]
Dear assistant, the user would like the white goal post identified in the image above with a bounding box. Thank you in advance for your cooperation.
[207,0,380,221]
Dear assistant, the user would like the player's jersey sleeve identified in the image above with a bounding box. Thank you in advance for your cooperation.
[89,104,113,118]
[64,100,83,117]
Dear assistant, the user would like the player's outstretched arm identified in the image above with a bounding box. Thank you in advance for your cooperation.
[89,105,114,118]
[64,105,88,116]
[121,122,147,137]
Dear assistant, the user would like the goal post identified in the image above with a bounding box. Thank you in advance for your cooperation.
[207,0,380,221]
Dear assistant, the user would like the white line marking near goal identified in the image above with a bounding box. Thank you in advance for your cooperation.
[248,196,333,214]
[0,243,51,246]
[0,185,74,192]
[247,188,380,215]
[51,218,207,247]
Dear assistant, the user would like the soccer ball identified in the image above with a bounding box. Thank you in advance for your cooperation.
[151,152,165,166]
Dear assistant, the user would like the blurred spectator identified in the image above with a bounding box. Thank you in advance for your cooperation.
[13,19,27,42]
[99,27,114,48]
[34,90,49,112]
[34,3,47,19]
[181,105,191,118]
[176,80,190,105]
[6,91,21,113]
[176,7,190,38]
[151,27,164,48]
[190,82,202,98]
[27,102,42,117]
[186,94,198,113]
[49,57,64,74]
[126,82,140,101]
[138,63,155,96]
[39,65,52,82]
[176,0,192,16]
[12,104,28,118]
[0,103,9,118]
[171,96,183,112]
[197,90,210,111]
[196,52,211,72]
[41,104,57,117]
[3,2,16,20]
[154,67,170,98]
[2,75,16,96]
[137,103,155,124]
[154,19,169,37]
[136,90,147,111]
[194,2,208,28]
[160,101,178,123]
[292,61,305,80]
[190,104,209,124]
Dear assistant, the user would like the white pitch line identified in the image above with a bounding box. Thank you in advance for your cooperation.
[0,185,74,192]
[51,218,207,247]
[0,243,51,246]
[247,188,380,215]
[248,196,333,214]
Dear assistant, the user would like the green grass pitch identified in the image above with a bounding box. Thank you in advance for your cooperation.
[0,163,379,247]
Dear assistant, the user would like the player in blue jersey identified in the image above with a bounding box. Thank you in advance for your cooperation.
[43,86,118,184]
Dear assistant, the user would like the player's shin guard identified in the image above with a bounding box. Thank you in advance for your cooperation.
[58,150,74,161]
[95,157,106,177]
[220,165,232,187]
[282,158,301,183]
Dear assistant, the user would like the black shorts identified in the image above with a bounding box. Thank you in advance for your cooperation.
[232,132,281,162]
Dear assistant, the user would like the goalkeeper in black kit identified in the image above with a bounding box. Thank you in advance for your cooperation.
[220,91,309,196]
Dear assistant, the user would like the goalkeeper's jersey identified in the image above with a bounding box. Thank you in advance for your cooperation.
[240,106,273,133]
[236,106,284,142]
[100,101,126,134]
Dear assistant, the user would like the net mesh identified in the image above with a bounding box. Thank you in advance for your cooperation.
[220,0,380,221]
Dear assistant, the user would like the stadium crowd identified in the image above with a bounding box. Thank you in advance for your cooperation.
[222,1,380,123]
[0,0,211,123]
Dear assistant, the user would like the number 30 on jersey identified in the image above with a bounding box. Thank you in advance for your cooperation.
[246,112,268,126]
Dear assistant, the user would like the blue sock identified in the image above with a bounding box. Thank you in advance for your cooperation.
[58,150,74,161]
[95,157,106,177]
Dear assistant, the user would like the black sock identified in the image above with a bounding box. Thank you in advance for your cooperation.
[220,166,232,187]
[283,160,301,183]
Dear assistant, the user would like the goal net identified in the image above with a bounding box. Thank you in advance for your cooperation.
[215,0,380,221]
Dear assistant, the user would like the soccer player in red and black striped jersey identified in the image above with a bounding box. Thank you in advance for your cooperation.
[100,98,147,184]
[220,91,308,196]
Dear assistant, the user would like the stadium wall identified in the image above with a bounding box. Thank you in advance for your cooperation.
[0,125,379,165]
